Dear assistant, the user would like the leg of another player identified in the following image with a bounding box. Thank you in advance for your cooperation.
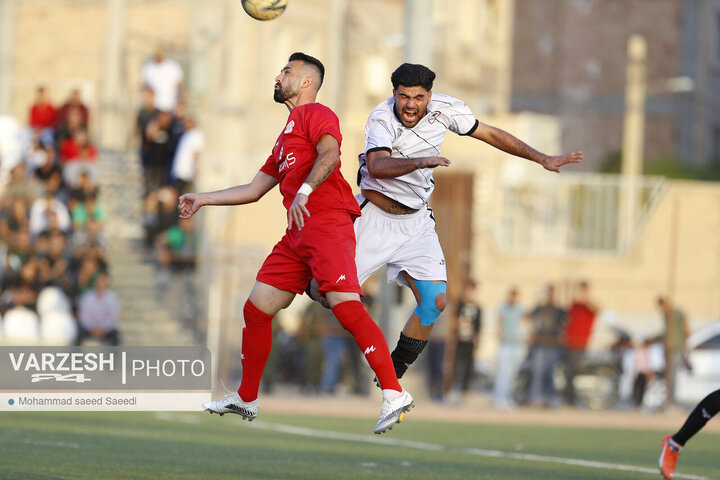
[389,272,446,379]
[659,388,720,479]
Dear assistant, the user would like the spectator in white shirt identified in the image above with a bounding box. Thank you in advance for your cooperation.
[75,271,120,346]
[141,46,184,112]
[171,115,204,195]
[29,190,71,237]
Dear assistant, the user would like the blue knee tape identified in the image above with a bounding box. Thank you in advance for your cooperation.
[413,280,446,326]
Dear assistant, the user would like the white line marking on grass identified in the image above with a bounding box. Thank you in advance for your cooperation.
[0,435,81,449]
[161,414,710,480]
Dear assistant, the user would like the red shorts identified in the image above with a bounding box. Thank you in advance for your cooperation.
[256,210,363,295]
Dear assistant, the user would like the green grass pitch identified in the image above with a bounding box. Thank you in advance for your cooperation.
[0,411,718,479]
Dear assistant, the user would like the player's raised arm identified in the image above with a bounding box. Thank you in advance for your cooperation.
[178,171,278,219]
[287,133,340,231]
[470,122,582,173]
[365,150,451,179]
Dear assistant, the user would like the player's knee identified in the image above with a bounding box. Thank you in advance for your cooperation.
[435,292,446,313]
[413,280,446,326]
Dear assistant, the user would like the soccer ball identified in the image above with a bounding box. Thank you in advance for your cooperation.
[241,0,289,21]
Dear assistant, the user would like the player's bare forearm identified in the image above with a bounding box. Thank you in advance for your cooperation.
[365,150,450,178]
[178,171,277,218]
[471,123,582,172]
[304,134,341,189]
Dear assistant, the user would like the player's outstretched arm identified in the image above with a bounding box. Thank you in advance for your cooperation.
[287,134,340,231]
[178,171,278,219]
[471,122,582,172]
[365,150,450,179]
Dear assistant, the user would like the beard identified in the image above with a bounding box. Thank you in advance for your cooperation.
[273,83,297,103]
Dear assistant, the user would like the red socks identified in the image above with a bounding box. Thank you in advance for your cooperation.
[237,300,274,402]
[332,300,401,392]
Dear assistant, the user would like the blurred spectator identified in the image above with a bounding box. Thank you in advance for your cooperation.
[28,86,56,145]
[142,185,178,251]
[6,228,33,267]
[55,105,86,147]
[2,163,42,204]
[43,231,71,288]
[0,256,40,312]
[29,190,71,237]
[33,142,61,182]
[493,287,525,410]
[452,280,482,398]
[528,284,566,407]
[67,170,99,211]
[657,296,690,406]
[59,127,97,165]
[141,46,184,113]
[75,271,119,346]
[563,281,599,406]
[315,301,347,394]
[71,193,105,231]
[68,256,102,307]
[425,311,447,402]
[171,115,204,195]
[143,111,175,195]
[55,89,89,134]
[136,86,159,166]
[0,197,30,239]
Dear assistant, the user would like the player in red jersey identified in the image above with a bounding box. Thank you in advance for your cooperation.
[178,53,413,434]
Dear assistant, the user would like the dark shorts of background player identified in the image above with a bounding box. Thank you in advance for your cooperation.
[256,210,363,296]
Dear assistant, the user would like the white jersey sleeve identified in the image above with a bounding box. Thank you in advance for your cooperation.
[358,94,478,209]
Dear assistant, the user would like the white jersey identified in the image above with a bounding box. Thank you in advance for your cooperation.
[358,93,478,209]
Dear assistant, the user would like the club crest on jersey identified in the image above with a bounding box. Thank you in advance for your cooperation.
[428,111,440,124]
[284,120,295,134]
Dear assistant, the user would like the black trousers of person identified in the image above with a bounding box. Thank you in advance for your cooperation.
[672,389,720,446]
[75,327,120,346]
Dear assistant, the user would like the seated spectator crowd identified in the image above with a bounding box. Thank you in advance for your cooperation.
[0,86,118,346]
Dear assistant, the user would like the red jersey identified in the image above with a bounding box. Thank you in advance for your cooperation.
[565,302,596,351]
[260,103,360,219]
[29,103,57,129]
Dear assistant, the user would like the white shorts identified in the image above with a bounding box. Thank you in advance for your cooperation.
[354,194,447,287]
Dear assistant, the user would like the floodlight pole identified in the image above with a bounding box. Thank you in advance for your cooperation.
[619,35,647,251]
[0,0,17,116]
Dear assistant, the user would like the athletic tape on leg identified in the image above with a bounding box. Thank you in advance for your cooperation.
[413,280,446,326]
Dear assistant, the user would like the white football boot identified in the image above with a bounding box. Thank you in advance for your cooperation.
[202,392,258,421]
[374,389,414,434]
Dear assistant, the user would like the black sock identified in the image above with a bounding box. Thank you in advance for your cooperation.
[672,389,720,446]
[390,332,428,379]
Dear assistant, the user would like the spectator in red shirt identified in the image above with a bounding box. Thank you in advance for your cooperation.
[28,86,57,145]
[56,89,89,138]
[563,280,599,406]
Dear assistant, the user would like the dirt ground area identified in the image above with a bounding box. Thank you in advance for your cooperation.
[258,391,720,433]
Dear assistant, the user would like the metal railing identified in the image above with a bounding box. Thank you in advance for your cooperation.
[489,173,667,257]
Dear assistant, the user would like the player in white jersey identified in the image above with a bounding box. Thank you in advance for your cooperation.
[310,63,582,383]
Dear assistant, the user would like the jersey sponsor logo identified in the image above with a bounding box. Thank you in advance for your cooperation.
[284,120,295,134]
[335,274,346,283]
[364,345,376,355]
[428,111,440,124]
[278,152,296,172]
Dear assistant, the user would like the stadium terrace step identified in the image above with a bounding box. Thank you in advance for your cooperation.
[100,150,202,347]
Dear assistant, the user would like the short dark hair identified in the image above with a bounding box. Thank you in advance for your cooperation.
[391,63,436,91]
[289,52,325,88]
